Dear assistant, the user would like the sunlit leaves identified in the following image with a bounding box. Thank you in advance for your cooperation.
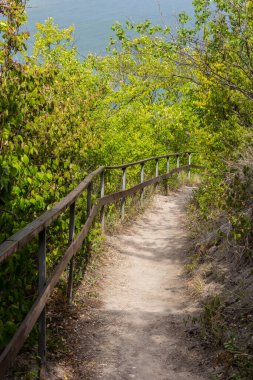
[1,0,253,352]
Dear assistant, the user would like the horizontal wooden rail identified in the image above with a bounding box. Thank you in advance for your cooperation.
[100,165,202,206]
[0,152,191,262]
[105,152,191,169]
[0,152,202,377]
[0,204,99,377]
[0,166,105,263]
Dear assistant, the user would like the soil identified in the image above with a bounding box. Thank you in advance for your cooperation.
[47,188,214,380]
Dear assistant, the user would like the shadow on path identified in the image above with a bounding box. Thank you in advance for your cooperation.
[48,188,213,380]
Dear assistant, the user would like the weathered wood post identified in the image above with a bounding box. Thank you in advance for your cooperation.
[86,182,92,255]
[140,163,144,206]
[156,159,159,177]
[166,156,170,173]
[100,170,105,232]
[165,156,170,194]
[154,159,159,191]
[188,152,191,179]
[38,228,46,367]
[177,154,180,169]
[67,202,75,305]
[121,167,126,220]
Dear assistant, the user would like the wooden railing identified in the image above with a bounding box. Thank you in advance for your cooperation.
[0,152,202,377]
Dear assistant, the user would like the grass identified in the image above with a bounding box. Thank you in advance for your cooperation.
[166,171,202,192]
[187,274,206,297]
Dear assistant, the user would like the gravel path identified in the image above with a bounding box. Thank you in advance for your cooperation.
[49,188,213,380]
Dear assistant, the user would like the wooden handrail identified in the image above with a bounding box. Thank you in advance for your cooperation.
[0,166,105,263]
[0,152,201,377]
[105,152,190,169]
[0,153,191,262]
[100,165,202,206]
[0,204,99,376]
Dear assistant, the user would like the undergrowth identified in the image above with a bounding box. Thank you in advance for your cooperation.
[186,149,253,380]
[4,170,197,379]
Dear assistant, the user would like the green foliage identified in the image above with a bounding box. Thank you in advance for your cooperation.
[1,0,253,368]
[0,244,38,349]
[0,0,28,68]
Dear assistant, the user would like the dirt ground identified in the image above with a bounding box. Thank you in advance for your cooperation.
[47,188,214,380]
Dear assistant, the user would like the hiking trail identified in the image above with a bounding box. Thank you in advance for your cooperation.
[49,187,213,380]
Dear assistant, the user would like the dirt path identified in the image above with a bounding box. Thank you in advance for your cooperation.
[49,188,213,380]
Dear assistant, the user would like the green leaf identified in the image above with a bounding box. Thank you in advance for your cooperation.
[21,155,29,166]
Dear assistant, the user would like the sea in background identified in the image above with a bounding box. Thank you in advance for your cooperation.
[26,0,194,57]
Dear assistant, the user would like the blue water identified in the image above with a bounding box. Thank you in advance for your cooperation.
[26,0,194,56]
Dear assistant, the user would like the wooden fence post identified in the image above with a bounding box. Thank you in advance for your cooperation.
[166,157,170,173]
[38,228,46,367]
[156,159,159,177]
[121,168,126,219]
[140,163,144,206]
[67,202,75,305]
[177,155,180,169]
[165,156,170,194]
[188,153,191,179]
[100,171,105,232]
[154,159,159,191]
[86,182,92,255]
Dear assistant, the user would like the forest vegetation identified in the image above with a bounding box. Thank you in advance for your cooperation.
[1,0,253,378]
